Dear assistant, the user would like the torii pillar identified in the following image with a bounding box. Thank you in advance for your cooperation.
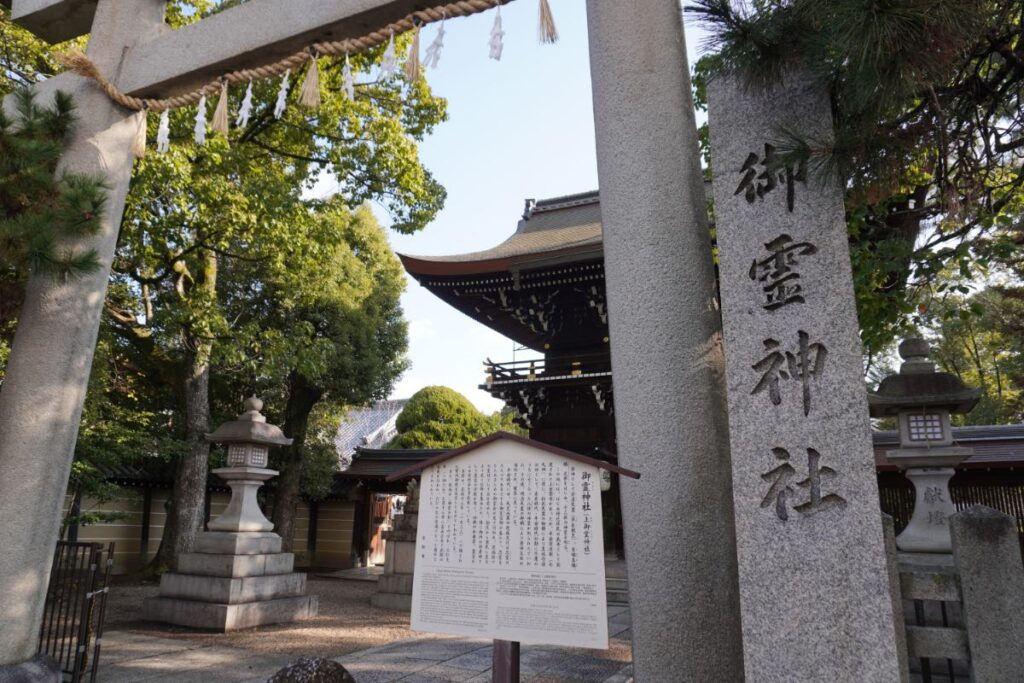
[0,0,167,668]
[0,0,426,669]
[586,2,744,680]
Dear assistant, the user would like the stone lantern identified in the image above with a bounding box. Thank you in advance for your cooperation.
[145,396,317,630]
[204,396,291,532]
[868,337,981,552]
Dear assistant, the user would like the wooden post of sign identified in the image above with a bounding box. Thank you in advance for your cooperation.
[492,640,520,683]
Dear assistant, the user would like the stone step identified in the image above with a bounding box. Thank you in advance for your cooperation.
[158,571,306,604]
[143,594,317,632]
[371,591,412,611]
[378,573,414,595]
[899,568,961,603]
[193,531,282,555]
[177,551,294,578]
[905,625,969,661]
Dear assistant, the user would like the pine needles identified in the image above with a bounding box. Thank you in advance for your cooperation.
[688,0,1010,214]
[0,89,107,282]
[689,0,1024,354]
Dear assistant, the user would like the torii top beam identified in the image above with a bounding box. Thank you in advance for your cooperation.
[8,0,423,98]
[2,0,98,44]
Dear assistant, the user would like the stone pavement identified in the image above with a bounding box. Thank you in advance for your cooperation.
[95,605,633,682]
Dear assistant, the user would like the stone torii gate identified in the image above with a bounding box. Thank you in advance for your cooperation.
[0,1,742,679]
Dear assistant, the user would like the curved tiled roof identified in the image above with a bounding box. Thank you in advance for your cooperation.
[335,399,409,460]
[339,448,447,479]
[400,191,602,276]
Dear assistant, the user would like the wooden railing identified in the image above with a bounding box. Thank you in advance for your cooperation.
[484,351,611,385]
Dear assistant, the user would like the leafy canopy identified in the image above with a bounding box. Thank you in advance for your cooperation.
[690,0,1024,354]
[388,386,519,449]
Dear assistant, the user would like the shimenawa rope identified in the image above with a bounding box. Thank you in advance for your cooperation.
[58,0,515,114]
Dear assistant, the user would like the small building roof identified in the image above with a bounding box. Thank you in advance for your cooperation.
[335,399,409,459]
[385,431,641,481]
[339,447,448,479]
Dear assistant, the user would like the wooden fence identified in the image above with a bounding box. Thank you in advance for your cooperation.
[878,472,1024,548]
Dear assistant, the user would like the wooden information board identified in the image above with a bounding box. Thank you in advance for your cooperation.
[392,433,639,650]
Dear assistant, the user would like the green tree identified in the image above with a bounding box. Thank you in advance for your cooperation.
[387,386,518,449]
[0,7,70,93]
[100,7,445,568]
[0,89,106,373]
[922,287,1024,424]
[216,203,409,551]
[690,0,1024,355]
[66,323,185,537]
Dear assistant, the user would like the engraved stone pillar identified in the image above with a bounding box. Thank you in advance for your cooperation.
[709,72,901,680]
[585,2,744,679]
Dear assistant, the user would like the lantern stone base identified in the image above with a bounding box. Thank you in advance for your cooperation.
[144,531,317,631]
[370,514,417,612]
[193,530,282,555]
[144,594,318,631]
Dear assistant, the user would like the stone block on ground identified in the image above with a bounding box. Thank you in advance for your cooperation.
[377,573,414,595]
[177,551,294,577]
[143,594,318,631]
[0,654,61,683]
[384,539,416,575]
[192,531,282,555]
[882,515,910,682]
[158,570,306,604]
[267,657,355,683]
[370,591,412,611]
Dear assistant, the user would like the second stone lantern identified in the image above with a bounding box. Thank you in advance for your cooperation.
[869,337,982,552]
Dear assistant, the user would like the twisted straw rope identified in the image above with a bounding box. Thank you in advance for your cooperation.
[59,0,511,113]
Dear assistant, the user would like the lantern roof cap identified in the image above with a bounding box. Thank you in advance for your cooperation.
[868,337,982,417]
[205,396,293,446]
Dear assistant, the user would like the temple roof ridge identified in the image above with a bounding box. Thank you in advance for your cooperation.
[528,189,600,217]
[398,190,603,277]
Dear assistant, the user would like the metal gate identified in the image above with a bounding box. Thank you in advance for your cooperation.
[38,542,114,683]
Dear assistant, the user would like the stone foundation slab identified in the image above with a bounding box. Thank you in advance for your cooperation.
[0,655,61,683]
[158,571,306,604]
[193,531,282,555]
[377,573,413,595]
[143,594,318,631]
[177,551,294,577]
[370,592,412,611]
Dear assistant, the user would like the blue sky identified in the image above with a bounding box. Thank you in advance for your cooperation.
[365,3,708,411]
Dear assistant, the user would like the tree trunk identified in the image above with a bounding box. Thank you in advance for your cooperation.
[152,250,217,571]
[272,372,322,553]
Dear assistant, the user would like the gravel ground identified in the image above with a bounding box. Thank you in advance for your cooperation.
[104,575,633,669]
[104,577,438,658]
